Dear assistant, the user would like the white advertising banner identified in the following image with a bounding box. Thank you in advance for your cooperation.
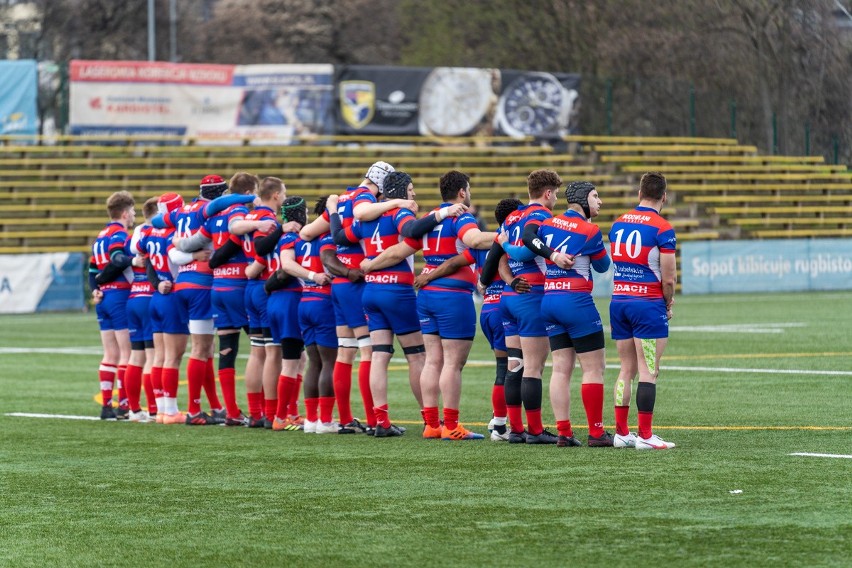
[69,60,335,143]
[0,253,84,313]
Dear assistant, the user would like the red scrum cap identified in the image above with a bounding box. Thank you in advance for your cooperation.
[157,192,184,215]
[200,174,228,199]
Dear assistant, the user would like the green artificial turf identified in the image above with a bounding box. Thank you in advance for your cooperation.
[1,292,850,567]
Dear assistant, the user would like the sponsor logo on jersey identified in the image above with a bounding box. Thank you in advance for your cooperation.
[613,283,649,294]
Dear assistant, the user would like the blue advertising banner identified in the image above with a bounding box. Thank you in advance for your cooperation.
[0,59,38,135]
[681,239,852,294]
[0,253,85,313]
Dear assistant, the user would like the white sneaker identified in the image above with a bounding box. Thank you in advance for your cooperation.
[613,432,637,448]
[128,410,151,423]
[303,419,318,434]
[490,429,510,441]
[636,434,676,450]
[315,421,340,434]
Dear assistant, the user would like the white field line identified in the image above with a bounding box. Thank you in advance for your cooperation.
[5,412,101,421]
[788,453,852,459]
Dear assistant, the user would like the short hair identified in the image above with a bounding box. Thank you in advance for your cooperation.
[258,176,284,201]
[639,172,667,200]
[314,196,328,217]
[527,169,562,199]
[229,172,260,195]
[142,197,159,219]
[106,191,134,220]
[494,198,523,226]
[439,170,470,202]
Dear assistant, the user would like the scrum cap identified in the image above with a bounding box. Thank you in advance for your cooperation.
[280,196,307,227]
[565,181,596,218]
[157,192,184,215]
[365,161,394,192]
[382,171,412,200]
[200,174,228,200]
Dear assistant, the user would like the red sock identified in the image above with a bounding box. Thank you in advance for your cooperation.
[143,373,156,414]
[525,408,543,436]
[491,384,507,418]
[305,397,319,423]
[423,406,440,429]
[276,375,298,420]
[247,392,264,420]
[265,398,278,422]
[615,405,630,436]
[151,367,164,400]
[124,364,143,411]
[203,357,222,410]
[358,360,376,426]
[162,367,179,399]
[99,362,116,406]
[318,396,335,423]
[638,411,654,439]
[556,419,574,438]
[218,367,240,418]
[443,407,459,431]
[333,361,354,425]
[117,365,128,408]
[373,404,391,428]
[287,374,302,417]
[186,357,206,415]
[507,404,524,434]
[581,383,605,438]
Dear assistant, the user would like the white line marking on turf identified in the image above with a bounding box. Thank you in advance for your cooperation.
[670,323,806,334]
[788,452,852,459]
[0,347,103,355]
[5,412,101,421]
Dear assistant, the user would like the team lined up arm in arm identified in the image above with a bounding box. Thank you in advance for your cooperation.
[320,248,363,283]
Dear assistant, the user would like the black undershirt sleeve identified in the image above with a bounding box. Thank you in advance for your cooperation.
[208,238,243,269]
[330,213,357,246]
[399,212,441,239]
[479,242,505,286]
[95,251,132,285]
[253,225,283,257]
[521,222,556,259]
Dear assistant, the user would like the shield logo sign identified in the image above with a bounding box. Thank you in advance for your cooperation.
[340,81,375,129]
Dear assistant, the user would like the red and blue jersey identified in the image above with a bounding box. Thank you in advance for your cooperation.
[270,231,303,294]
[464,247,505,306]
[351,208,420,286]
[323,186,373,280]
[538,210,607,294]
[609,205,676,301]
[161,199,212,291]
[295,233,331,300]
[500,203,552,290]
[201,203,250,286]
[92,222,131,291]
[128,224,155,299]
[420,204,480,293]
[139,226,178,284]
[244,206,280,282]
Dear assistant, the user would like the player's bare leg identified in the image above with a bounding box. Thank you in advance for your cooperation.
[549,347,576,443]
[244,333,266,426]
[519,335,552,441]
[437,337,480,440]
[633,337,673,450]
[398,330,425,409]
[369,328,403,436]
[162,332,188,422]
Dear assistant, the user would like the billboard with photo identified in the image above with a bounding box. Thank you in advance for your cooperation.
[0,59,38,136]
[68,60,334,143]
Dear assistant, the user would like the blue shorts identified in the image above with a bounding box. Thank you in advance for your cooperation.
[212,284,247,330]
[610,299,669,340]
[126,295,153,342]
[479,306,506,351]
[541,293,603,339]
[150,292,189,335]
[175,287,212,323]
[267,290,302,343]
[299,297,337,348]
[331,280,367,329]
[96,289,129,331]
[500,291,546,337]
[362,283,420,335]
[417,289,476,339]
[245,280,269,330]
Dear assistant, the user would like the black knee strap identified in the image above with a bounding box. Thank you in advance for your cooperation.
[218,333,240,369]
[402,344,425,355]
[373,344,395,354]
[507,347,523,359]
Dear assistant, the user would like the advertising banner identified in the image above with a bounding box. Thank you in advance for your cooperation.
[0,253,85,313]
[681,239,852,294]
[335,65,581,138]
[0,59,38,136]
[69,60,334,143]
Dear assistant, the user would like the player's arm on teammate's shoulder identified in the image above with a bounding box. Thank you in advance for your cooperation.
[173,230,212,253]
[353,198,414,221]
[230,217,275,236]
[360,240,419,274]
[253,223,283,257]
[460,219,498,249]
[208,237,242,269]
[660,250,677,319]
[414,253,471,290]
[280,249,330,285]
[478,241,505,286]
[320,248,362,282]
[520,223,573,269]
